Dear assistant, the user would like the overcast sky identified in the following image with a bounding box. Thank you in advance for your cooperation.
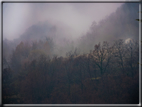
[3,3,124,40]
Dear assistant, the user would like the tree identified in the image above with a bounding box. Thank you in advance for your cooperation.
[91,41,113,75]
[10,41,31,72]
[113,39,126,74]
[125,39,139,76]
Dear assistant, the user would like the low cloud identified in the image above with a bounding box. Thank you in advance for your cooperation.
[3,3,122,40]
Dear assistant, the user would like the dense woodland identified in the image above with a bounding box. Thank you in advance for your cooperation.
[2,2,140,104]
[3,38,139,104]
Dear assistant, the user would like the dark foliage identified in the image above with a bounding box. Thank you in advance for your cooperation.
[2,39,139,104]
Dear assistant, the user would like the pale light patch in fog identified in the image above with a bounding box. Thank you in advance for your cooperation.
[3,3,122,40]
[125,38,132,44]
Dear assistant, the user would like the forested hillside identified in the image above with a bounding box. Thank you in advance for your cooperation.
[3,39,139,104]
[2,2,140,104]
[77,3,139,53]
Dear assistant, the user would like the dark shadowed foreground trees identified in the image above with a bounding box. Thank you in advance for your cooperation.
[2,39,139,104]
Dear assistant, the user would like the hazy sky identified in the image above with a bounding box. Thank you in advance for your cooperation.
[3,3,124,40]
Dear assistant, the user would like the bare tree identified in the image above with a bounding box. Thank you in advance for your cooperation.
[91,41,113,75]
[125,39,139,75]
[113,39,126,74]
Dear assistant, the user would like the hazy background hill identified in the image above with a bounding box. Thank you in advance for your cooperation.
[3,3,139,57]
[77,3,139,53]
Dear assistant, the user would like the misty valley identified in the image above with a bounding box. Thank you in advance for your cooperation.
[2,2,140,104]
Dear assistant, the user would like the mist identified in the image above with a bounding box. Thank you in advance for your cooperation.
[2,2,140,104]
[2,2,139,60]
[77,3,139,53]
[3,3,122,40]
[3,3,124,57]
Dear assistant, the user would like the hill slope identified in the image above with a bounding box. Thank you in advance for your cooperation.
[77,3,139,53]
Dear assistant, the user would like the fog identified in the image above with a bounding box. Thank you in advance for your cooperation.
[3,3,122,40]
[77,2,139,52]
[2,2,139,57]
[1,1,140,105]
